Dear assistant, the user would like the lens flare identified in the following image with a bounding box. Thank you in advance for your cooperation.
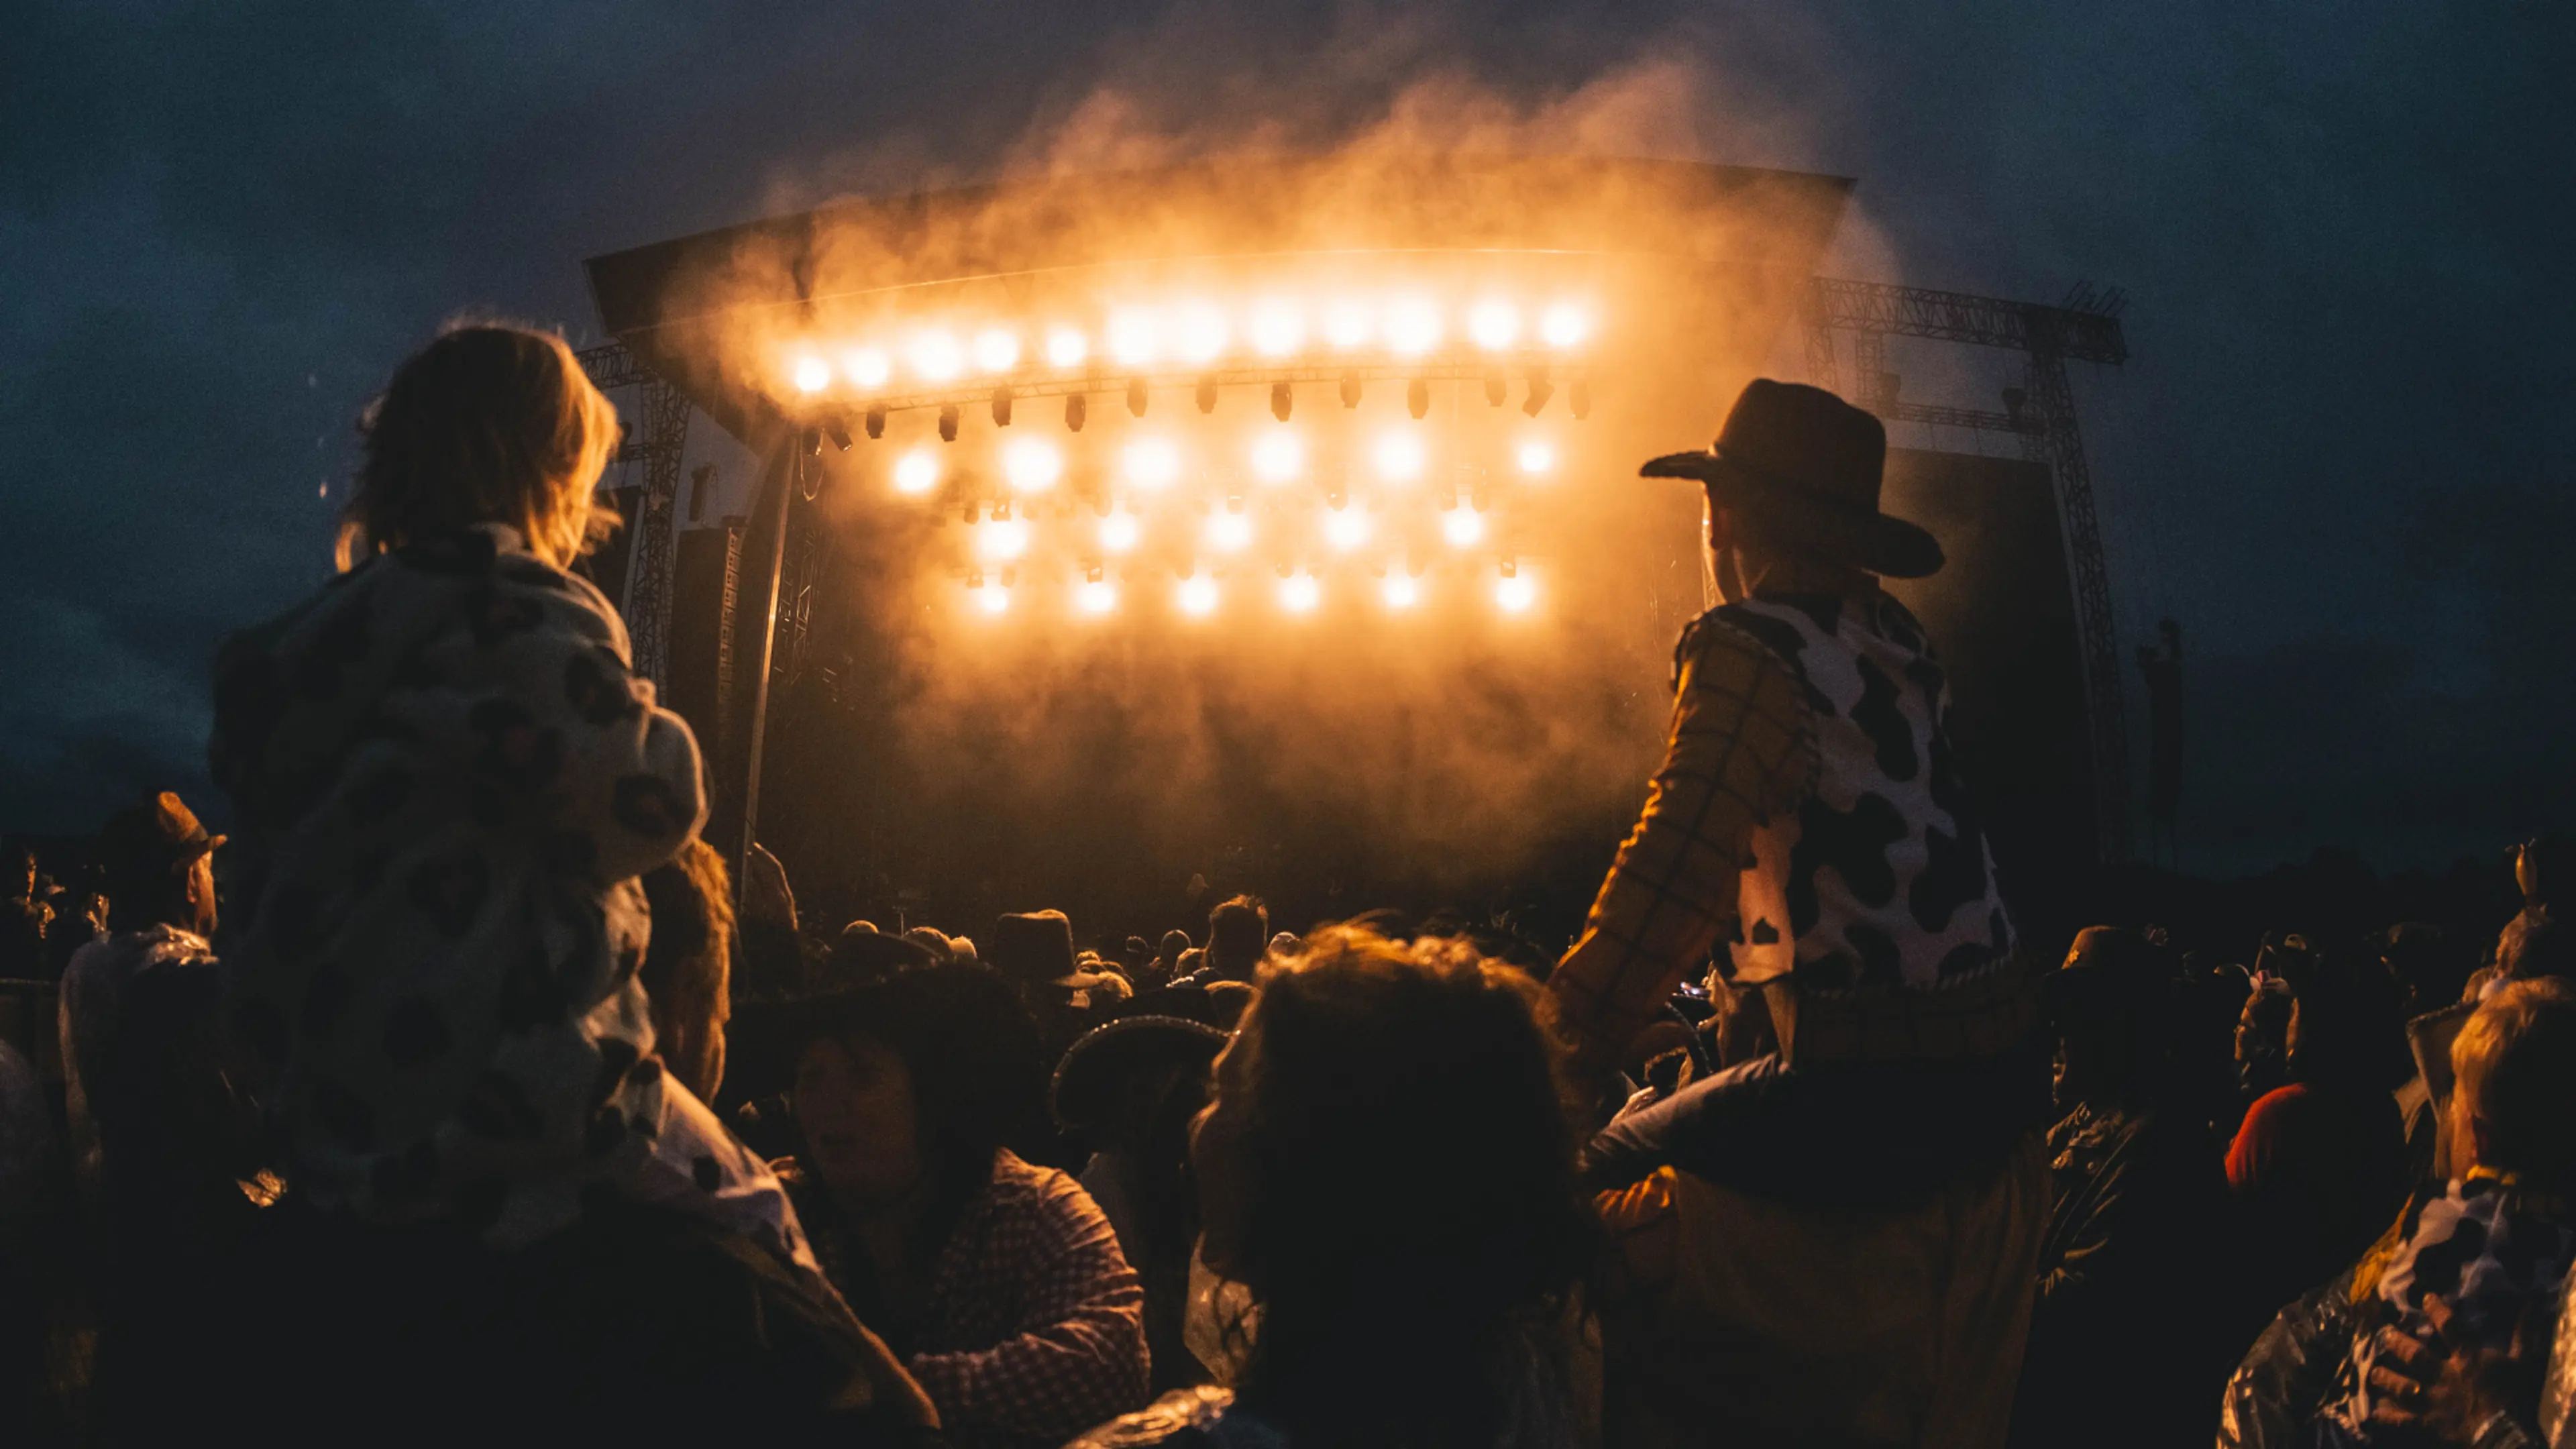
[1077,580,1118,616]
[1322,299,1372,350]
[791,356,830,393]
[894,450,939,495]
[1003,437,1061,493]
[1443,510,1486,547]
[1279,575,1321,612]
[910,330,964,382]
[1044,327,1088,368]
[1249,429,1302,484]
[975,586,1010,616]
[1177,577,1219,616]
[1207,513,1252,552]
[843,348,891,388]
[1248,299,1304,356]
[1108,310,1159,366]
[1175,303,1229,364]
[1468,300,1520,350]
[1099,513,1139,552]
[1385,297,1442,356]
[1373,431,1426,482]
[1324,511,1371,550]
[1383,576,1420,610]
[1540,303,1589,348]
[1517,440,1555,475]
[1497,574,1537,612]
[1123,436,1181,490]
[977,520,1030,561]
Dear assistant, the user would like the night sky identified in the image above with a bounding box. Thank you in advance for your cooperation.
[5,2,2569,876]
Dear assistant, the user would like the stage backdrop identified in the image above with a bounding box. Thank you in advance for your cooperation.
[1881,447,2099,942]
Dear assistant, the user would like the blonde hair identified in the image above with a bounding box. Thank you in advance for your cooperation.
[336,321,623,571]
[2451,977,2576,1184]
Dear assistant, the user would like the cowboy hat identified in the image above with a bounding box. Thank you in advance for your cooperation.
[1640,378,1943,579]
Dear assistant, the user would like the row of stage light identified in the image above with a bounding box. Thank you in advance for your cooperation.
[786,294,1594,398]
[883,429,1556,501]
[961,567,1540,620]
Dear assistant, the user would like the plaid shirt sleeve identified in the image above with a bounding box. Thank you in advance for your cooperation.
[906,1164,1150,1443]
[1549,623,1814,1075]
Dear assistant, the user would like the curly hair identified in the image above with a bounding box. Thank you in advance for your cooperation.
[1222,925,1598,1444]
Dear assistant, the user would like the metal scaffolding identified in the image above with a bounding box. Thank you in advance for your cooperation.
[1805,278,2135,863]
[577,341,690,690]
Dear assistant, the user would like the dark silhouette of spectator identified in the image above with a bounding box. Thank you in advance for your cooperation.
[776,962,1148,1447]
[637,839,735,1105]
[1188,896,1269,985]
[0,848,51,981]
[1075,926,1597,1446]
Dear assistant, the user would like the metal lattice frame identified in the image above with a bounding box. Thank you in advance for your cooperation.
[578,342,690,689]
[1803,278,2135,864]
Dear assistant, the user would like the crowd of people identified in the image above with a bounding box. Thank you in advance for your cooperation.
[1,327,2571,1447]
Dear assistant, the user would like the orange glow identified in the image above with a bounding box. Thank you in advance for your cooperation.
[1123,436,1181,490]
[1108,310,1159,366]
[1497,574,1536,612]
[910,329,965,382]
[973,328,1020,373]
[1540,303,1589,348]
[1249,429,1302,484]
[1003,438,1061,493]
[1279,575,1321,612]
[791,356,831,393]
[1321,299,1372,350]
[894,450,940,494]
[1517,439,1555,475]
[977,519,1030,561]
[843,347,892,388]
[1382,576,1420,610]
[1044,327,1088,368]
[1248,299,1304,356]
[975,585,1010,615]
[1177,577,1219,616]
[1324,510,1371,550]
[1373,431,1426,482]
[1385,297,1442,356]
[1468,300,1520,350]
[1077,580,1118,615]
[1099,513,1140,552]
[1175,303,1229,364]
[1443,510,1486,547]
[1207,513,1253,552]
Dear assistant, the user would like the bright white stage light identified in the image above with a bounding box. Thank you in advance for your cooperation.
[1045,327,1089,368]
[1279,575,1320,612]
[910,329,965,382]
[1385,297,1442,356]
[1250,429,1302,484]
[1517,440,1555,475]
[1373,431,1426,482]
[1540,303,1589,348]
[1003,437,1062,493]
[1077,580,1118,615]
[1248,299,1304,357]
[976,586,1010,615]
[894,450,940,495]
[1468,300,1520,350]
[1322,299,1372,350]
[1175,303,1229,364]
[973,329,1020,373]
[1124,436,1181,490]
[1099,513,1139,552]
[843,348,892,388]
[1207,513,1253,552]
[1108,310,1159,366]
[1497,574,1536,612]
[977,520,1030,561]
[791,356,831,393]
[1178,577,1219,616]
[1382,576,1419,610]
[1444,511,1486,547]
[1324,511,1371,550]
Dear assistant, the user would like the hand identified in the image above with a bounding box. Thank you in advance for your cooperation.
[2365,1293,2548,1446]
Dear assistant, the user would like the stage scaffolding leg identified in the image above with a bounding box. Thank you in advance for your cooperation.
[712,431,802,888]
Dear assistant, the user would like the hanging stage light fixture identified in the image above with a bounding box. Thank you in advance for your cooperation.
[938,403,960,441]
[1271,381,1293,421]
[1065,393,1087,432]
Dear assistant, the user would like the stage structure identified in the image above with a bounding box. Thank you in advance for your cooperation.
[578,159,1868,901]
[1803,279,2133,862]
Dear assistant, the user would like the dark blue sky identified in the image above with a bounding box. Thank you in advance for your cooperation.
[3,1,2568,875]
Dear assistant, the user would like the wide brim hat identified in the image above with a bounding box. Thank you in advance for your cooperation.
[1049,1014,1228,1132]
[1640,378,1943,580]
[2047,925,2166,1018]
[989,910,1078,984]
